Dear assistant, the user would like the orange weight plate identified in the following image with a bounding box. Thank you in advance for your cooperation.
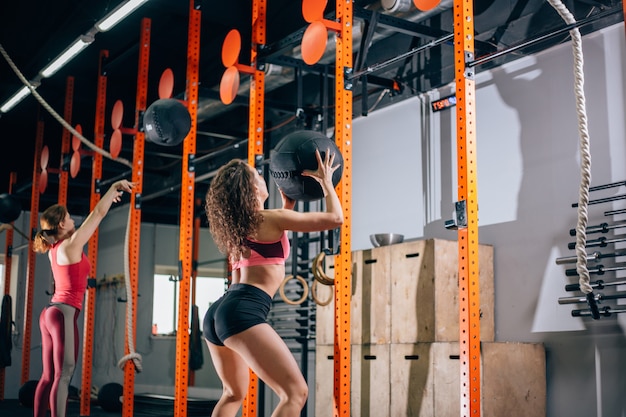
[110,129,122,159]
[111,100,124,130]
[302,0,327,23]
[301,21,328,65]
[159,68,174,99]
[220,66,240,105]
[70,151,81,178]
[413,0,440,11]
[39,170,48,194]
[72,124,82,151]
[40,145,49,170]
[222,29,241,68]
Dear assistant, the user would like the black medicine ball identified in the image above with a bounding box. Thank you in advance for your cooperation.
[143,98,191,147]
[269,130,343,202]
[97,382,124,412]
[0,193,21,224]
[18,380,38,408]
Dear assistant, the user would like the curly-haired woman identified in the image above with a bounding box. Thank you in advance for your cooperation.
[203,149,342,417]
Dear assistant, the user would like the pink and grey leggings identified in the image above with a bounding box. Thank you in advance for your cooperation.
[34,303,79,417]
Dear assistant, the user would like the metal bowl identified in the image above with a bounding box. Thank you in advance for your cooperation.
[370,233,404,247]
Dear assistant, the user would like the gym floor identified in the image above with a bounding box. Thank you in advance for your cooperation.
[0,396,217,416]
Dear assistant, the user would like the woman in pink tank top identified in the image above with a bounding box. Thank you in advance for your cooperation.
[32,179,134,417]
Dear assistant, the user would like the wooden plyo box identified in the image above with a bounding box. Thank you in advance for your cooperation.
[315,238,495,345]
[390,238,494,343]
[315,344,391,417]
[390,342,546,417]
[315,342,546,417]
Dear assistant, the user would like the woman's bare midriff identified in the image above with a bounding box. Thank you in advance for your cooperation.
[231,263,286,297]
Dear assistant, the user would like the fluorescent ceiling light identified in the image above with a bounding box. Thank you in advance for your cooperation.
[0,86,32,113]
[40,37,92,78]
[96,0,150,32]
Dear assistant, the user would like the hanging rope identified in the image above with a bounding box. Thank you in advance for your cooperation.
[0,43,133,169]
[547,0,599,318]
[117,206,143,372]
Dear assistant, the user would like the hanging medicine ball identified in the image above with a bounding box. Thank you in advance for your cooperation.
[269,130,343,202]
[97,382,123,412]
[0,193,21,224]
[143,98,191,147]
[18,380,39,408]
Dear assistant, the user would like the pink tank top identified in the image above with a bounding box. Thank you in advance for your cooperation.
[49,240,91,310]
[231,232,290,270]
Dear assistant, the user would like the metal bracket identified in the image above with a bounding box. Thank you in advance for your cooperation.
[134,193,142,210]
[175,260,184,283]
[344,67,354,91]
[464,52,475,79]
[61,153,71,172]
[254,154,264,173]
[137,110,145,132]
[326,227,342,255]
[94,178,102,194]
[187,153,196,173]
[444,200,467,230]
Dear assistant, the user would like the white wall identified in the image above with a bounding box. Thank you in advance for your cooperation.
[352,96,425,249]
[350,22,626,417]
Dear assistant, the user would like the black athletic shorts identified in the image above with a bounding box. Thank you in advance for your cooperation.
[203,283,272,346]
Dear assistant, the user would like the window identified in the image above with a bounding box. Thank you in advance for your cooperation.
[151,266,227,336]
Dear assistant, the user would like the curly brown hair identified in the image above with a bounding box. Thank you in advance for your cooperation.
[32,204,67,253]
[205,159,263,260]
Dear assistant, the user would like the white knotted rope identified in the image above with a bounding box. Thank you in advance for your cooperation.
[0,43,133,169]
[547,0,593,295]
[117,207,143,372]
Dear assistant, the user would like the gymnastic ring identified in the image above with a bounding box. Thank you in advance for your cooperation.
[312,251,334,286]
[311,279,333,306]
[279,275,309,305]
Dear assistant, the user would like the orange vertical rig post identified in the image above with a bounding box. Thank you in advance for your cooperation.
[173,1,202,415]
[121,18,151,417]
[453,0,481,414]
[332,0,353,416]
[22,117,44,384]
[80,50,109,416]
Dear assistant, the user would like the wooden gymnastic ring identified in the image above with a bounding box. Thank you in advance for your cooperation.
[279,274,309,305]
[311,279,333,306]
[312,251,334,286]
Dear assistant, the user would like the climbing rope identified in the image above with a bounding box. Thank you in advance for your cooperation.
[117,207,143,372]
[547,0,598,317]
[0,43,133,169]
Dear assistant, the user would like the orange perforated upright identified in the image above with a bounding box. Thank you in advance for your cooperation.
[453,0,481,415]
[173,2,201,416]
[241,1,266,416]
[247,0,266,168]
[189,207,201,387]
[21,118,44,384]
[333,0,353,416]
[58,76,74,205]
[80,50,108,416]
[0,172,17,400]
[122,18,150,417]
